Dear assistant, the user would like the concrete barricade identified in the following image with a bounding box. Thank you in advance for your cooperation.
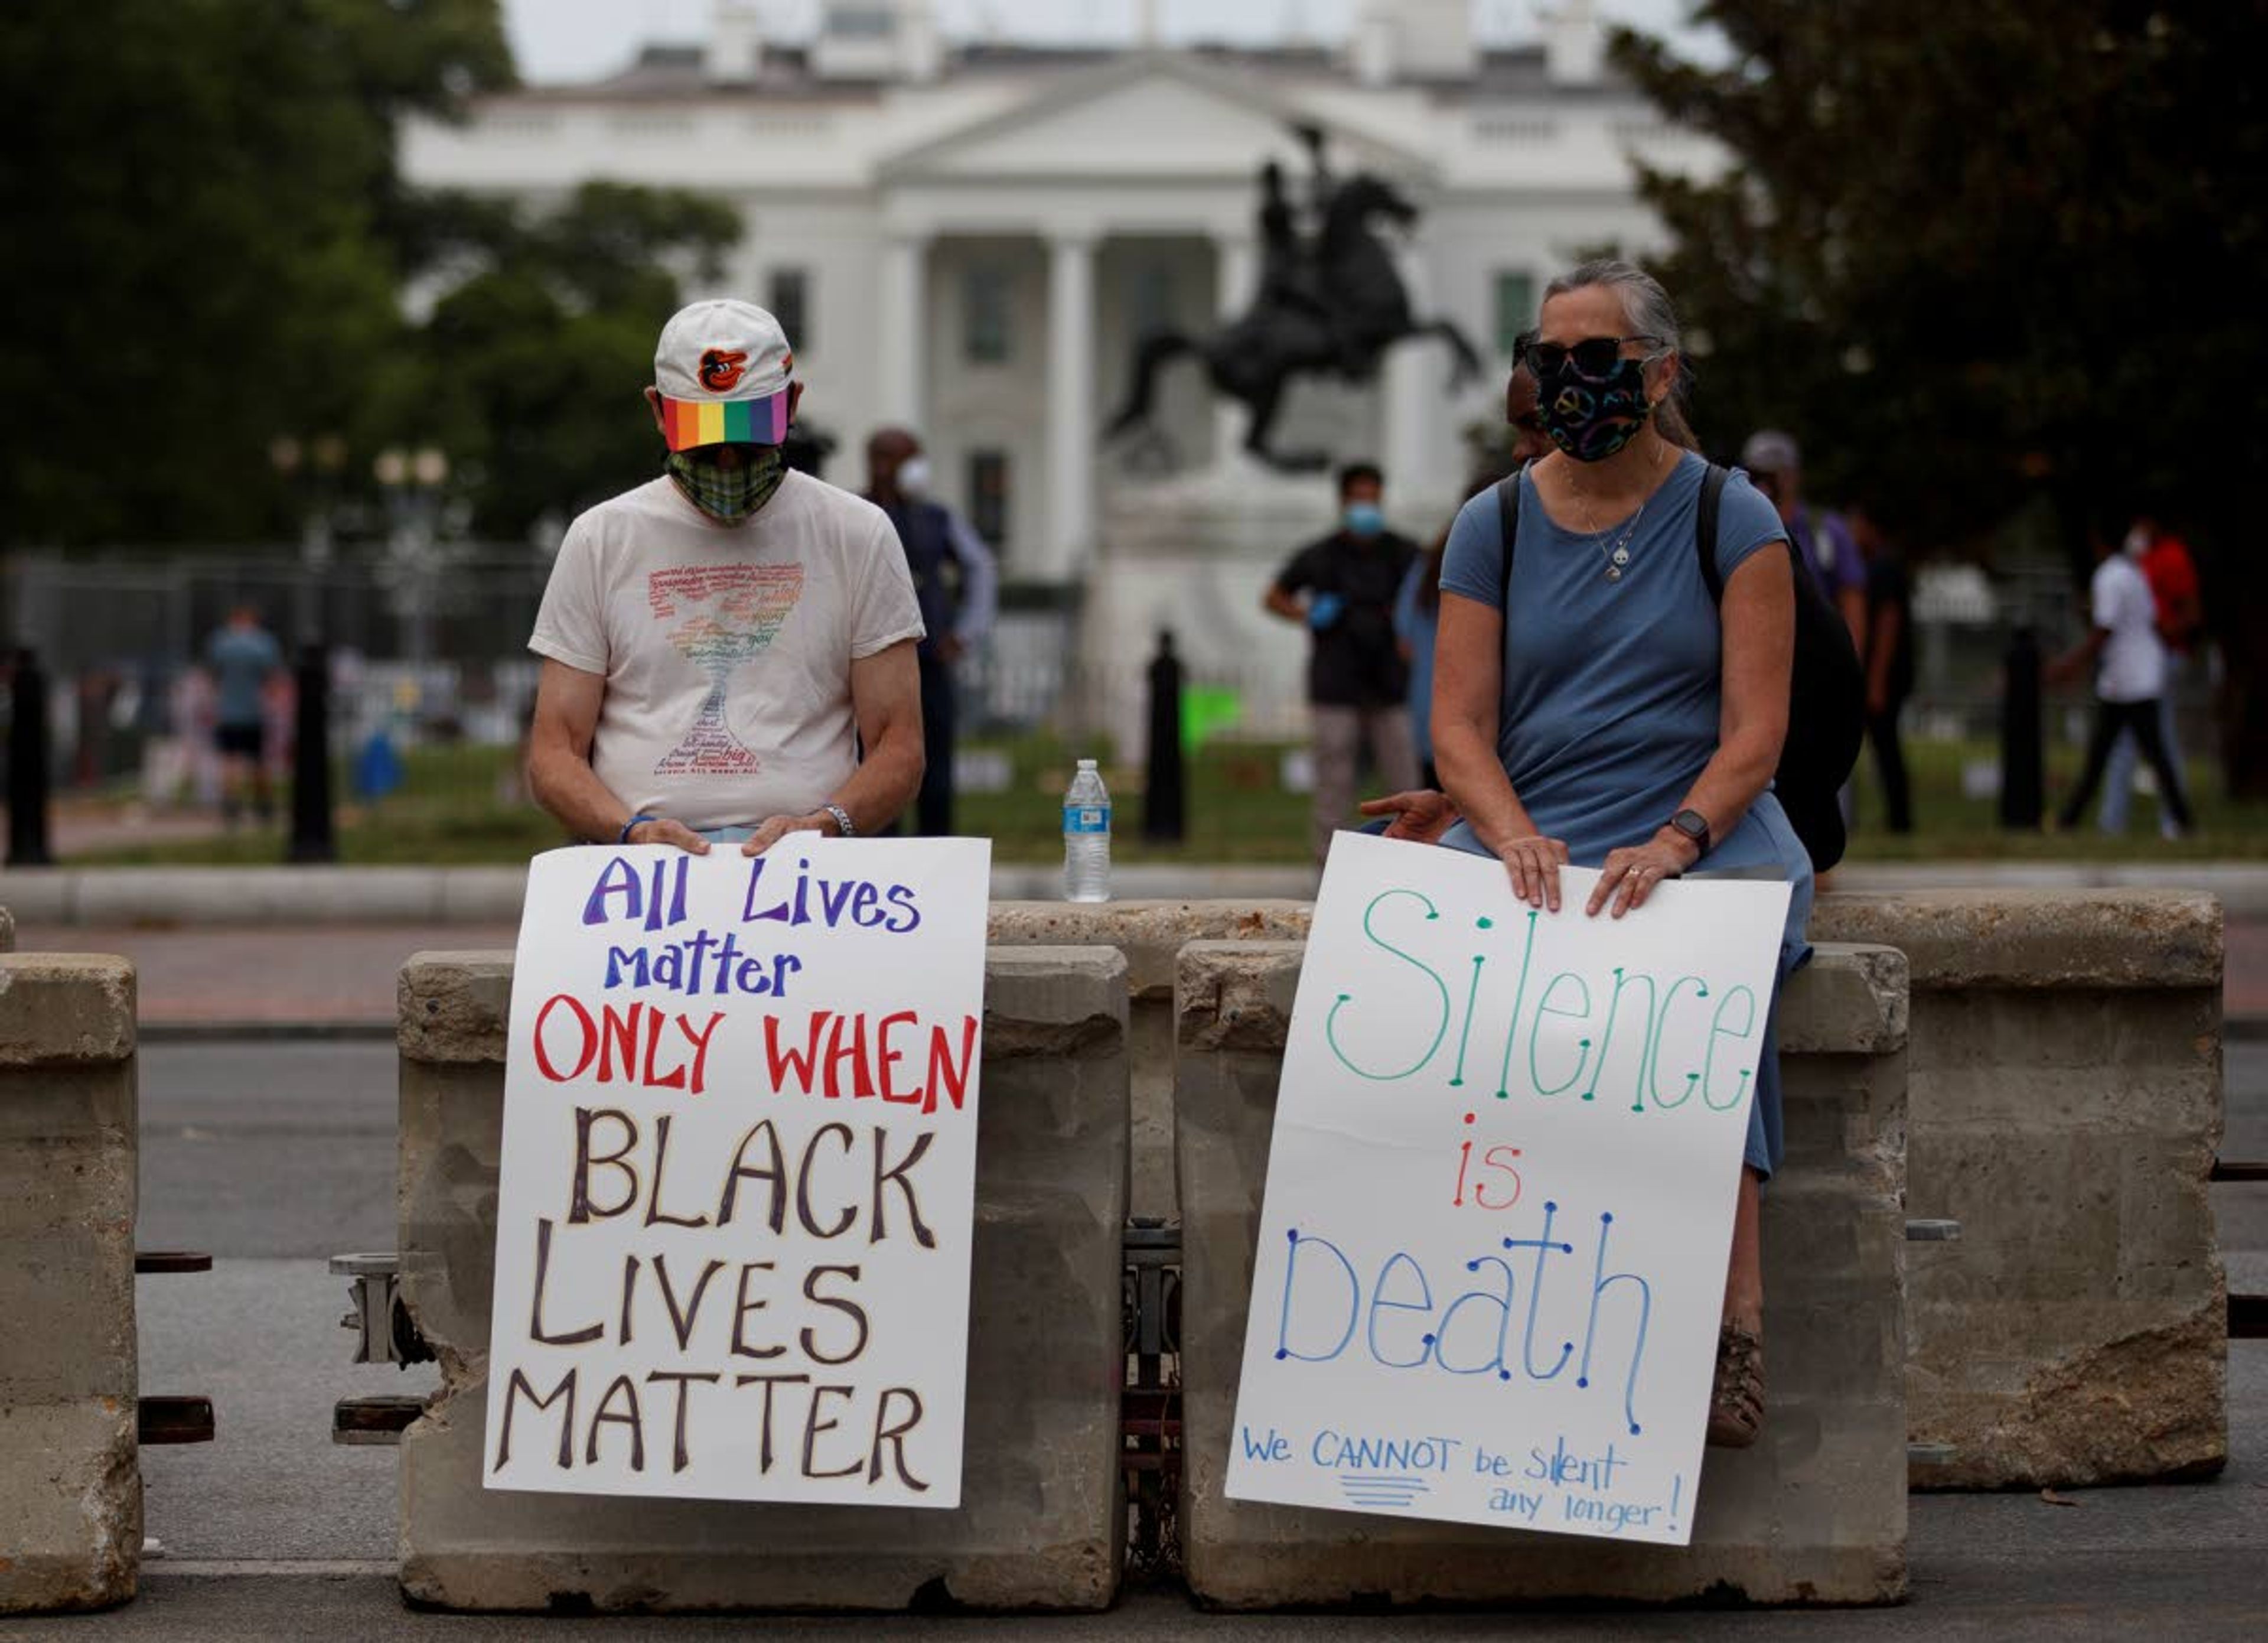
[989,902,1311,1219]
[1811,889,2225,1488]
[1174,939,1911,1608]
[394,945,1130,1613]
[0,954,140,1615]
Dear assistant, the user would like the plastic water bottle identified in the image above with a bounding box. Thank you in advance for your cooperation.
[1063,759,1112,903]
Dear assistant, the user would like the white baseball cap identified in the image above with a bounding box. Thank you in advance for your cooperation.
[653,299,795,451]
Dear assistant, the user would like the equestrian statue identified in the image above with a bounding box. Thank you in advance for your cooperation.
[1107,124,1484,473]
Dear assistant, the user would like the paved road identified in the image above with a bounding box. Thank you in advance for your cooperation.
[16,1039,2265,1637]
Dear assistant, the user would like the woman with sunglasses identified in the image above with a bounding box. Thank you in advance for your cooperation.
[1428,259,1805,1449]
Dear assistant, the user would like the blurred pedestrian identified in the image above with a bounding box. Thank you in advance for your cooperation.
[1395,364,1553,788]
[2048,522,2192,837]
[1741,431,1866,655]
[863,428,998,836]
[1266,460,1420,863]
[2099,513,2203,837]
[1846,505,1914,834]
[204,604,283,825]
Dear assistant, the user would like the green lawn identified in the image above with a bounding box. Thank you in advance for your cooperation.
[60,732,2268,867]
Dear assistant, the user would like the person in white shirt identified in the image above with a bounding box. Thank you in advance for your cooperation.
[2048,523,2193,835]
[524,299,927,857]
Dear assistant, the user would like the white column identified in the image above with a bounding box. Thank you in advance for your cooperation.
[1382,245,1435,503]
[1214,233,1257,467]
[878,232,927,428]
[1045,231,1098,584]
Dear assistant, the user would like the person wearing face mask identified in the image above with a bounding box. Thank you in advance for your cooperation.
[1265,461,1423,864]
[1422,259,1807,1451]
[524,299,927,858]
[864,428,999,836]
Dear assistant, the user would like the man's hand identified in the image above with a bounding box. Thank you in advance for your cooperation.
[625,817,710,854]
[739,812,830,857]
[1358,788,1460,845]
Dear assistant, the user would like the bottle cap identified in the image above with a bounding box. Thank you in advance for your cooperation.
[1077,758,1097,769]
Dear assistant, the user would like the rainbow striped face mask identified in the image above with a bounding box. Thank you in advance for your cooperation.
[665,442,786,523]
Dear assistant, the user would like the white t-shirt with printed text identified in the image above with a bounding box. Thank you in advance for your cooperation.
[2090,551,2166,704]
[529,471,925,831]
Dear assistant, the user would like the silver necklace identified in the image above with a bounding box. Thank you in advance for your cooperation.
[1567,442,1668,583]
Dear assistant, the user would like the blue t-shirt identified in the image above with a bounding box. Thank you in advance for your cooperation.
[207,626,282,727]
[1436,453,1788,861]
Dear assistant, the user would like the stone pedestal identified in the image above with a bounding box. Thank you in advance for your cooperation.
[0,955,141,1615]
[1172,939,1911,1608]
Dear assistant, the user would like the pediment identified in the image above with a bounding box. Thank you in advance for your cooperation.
[881,55,1430,183]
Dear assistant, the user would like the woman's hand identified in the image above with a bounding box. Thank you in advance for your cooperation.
[1588,829,1702,919]
[1497,834,1570,912]
[1358,788,1460,844]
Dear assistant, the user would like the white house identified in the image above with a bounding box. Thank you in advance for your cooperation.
[403,0,1718,731]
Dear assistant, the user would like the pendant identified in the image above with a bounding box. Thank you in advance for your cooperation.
[1612,546,1631,568]
[1605,565,1623,583]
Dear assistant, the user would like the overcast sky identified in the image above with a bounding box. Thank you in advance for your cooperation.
[501,0,1714,84]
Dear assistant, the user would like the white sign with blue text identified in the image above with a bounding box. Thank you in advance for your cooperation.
[484,839,989,1507]
[1226,830,1791,1544]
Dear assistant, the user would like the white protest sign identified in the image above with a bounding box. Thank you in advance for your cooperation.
[484,838,989,1507]
[1227,830,1791,1544]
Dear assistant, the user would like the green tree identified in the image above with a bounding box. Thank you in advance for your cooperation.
[0,0,511,545]
[408,181,742,539]
[1614,2,2268,788]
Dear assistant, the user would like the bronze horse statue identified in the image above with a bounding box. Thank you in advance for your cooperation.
[1107,164,1484,473]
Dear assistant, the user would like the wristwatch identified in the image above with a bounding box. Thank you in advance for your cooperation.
[821,802,856,839]
[1665,808,1712,855]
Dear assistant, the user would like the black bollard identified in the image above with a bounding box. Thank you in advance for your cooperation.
[288,643,336,863]
[5,647,54,866]
[1143,629,1186,844]
[2000,623,2044,829]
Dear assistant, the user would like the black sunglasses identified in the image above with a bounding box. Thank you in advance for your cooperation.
[1520,334,1666,381]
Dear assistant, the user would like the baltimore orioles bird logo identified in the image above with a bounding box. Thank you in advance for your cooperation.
[699,348,748,392]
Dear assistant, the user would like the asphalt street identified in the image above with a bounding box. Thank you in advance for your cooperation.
[6,1039,2262,1638]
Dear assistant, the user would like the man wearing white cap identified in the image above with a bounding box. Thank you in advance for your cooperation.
[524,300,927,855]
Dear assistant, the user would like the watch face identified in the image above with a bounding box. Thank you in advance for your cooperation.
[1673,810,1706,840]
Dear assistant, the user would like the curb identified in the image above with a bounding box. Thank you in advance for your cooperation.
[5,861,2267,926]
[138,1019,397,1043]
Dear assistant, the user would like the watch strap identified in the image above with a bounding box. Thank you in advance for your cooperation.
[822,802,856,839]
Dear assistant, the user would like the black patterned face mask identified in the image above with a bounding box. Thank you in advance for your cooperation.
[666,443,787,523]
[1539,356,1656,463]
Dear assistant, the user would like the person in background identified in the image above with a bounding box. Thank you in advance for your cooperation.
[1395,364,1553,789]
[863,427,998,836]
[1846,503,1914,834]
[2047,519,2192,837]
[2099,513,2203,837]
[1266,460,1421,864]
[204,604,283,826]
[1741,430,1866,655]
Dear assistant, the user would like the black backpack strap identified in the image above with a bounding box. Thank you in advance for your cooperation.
[1694,461,1730,601]
[1494,462,1528,611]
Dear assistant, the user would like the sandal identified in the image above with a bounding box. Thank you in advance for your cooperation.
[1706,1323,1765,1449]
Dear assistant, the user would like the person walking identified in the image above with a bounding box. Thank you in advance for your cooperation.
[2098,515,2202,837]
[524,298,926,857]
[863,428,998,836]
[204,604,283,826]
[2048,522,2194,837]
[1429,259,1808,1449]
[1266,461,1421,863]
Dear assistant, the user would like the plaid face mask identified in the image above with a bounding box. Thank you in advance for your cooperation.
[666,443,787,523]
